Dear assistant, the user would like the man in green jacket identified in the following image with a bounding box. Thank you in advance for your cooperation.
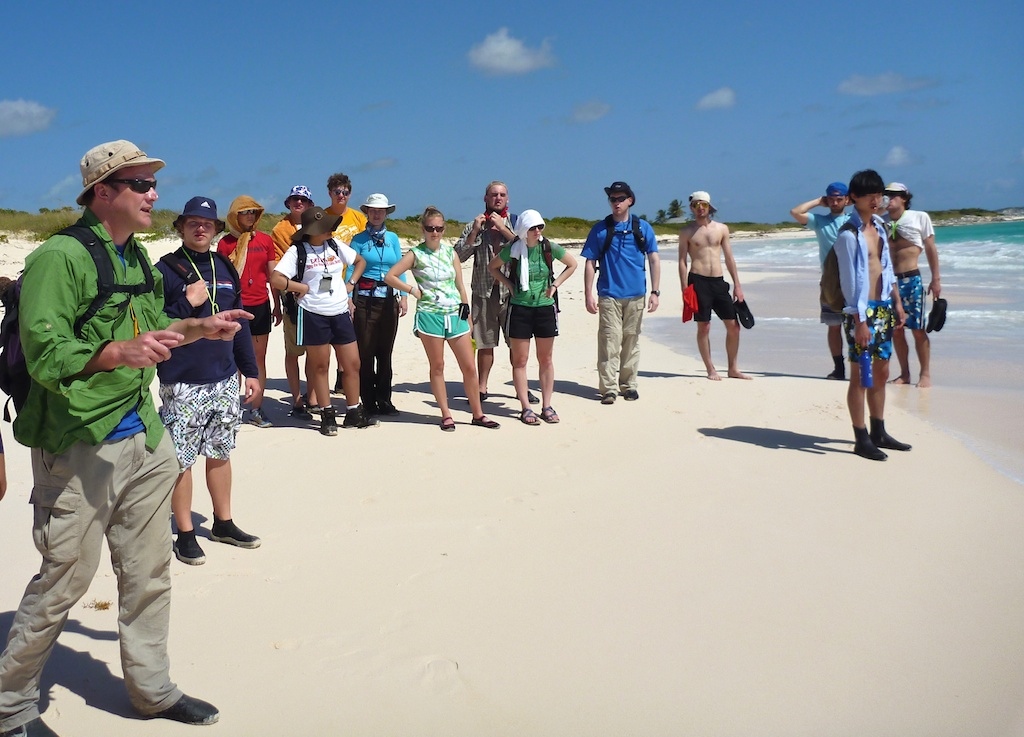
[0,141,251,737]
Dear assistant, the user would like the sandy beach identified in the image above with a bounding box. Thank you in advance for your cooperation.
[1,232,1023,736]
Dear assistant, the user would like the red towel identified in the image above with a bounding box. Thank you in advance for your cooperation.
[682,284,698,322]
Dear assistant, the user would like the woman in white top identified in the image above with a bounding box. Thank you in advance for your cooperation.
[272,206,375,434]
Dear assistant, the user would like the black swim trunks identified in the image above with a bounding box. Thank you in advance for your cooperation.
[688,272,737,322]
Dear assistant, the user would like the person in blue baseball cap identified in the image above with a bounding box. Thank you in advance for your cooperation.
[790,181,852,379]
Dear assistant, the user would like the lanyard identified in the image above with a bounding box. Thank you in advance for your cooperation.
[183,250,219,313]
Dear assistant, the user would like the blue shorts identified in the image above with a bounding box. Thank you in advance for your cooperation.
[297,308,357,346]
[844,299,895,362]
[897,272,924,330]
[413,310,470,339]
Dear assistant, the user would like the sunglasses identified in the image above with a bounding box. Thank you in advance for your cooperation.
[529,224,545,231]
[238,209,260,216]
[185,219,216,231]
[608,195,629,204]
[423,225,445,233]
[106,178,157,194]
[332,188,351,197]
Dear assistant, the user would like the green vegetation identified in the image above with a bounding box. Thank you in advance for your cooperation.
[928,208,999,222]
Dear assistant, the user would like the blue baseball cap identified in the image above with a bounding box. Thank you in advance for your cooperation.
[825,182,848,197]
[173,196,224,232]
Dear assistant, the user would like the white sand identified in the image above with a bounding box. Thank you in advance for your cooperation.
[1,232,1023,736]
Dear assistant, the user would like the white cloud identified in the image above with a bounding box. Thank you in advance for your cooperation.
[884,145,912,167]
[45,174,77,201]
[696,87,736,111]
[571,101,611,124]
[838,73,937,96]
[0,99,57,137]
[356,157,397,173]
[468,28,555,75]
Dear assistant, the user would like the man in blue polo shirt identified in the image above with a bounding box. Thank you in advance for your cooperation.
[790,182,851,380]
[581,181,661,404]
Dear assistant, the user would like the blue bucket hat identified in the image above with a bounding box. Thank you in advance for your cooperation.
[173,196,225,232]
[825,182,848,197]
[285,185,313,208]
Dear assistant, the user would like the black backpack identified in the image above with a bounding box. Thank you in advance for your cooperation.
[600,214,648,257]
[508,238,560,311]
[0,224,155,420]
[157,247,241,313]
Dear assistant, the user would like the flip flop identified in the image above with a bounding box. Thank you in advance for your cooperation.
[519,408,540,426]
[471,415,500,429]
[540,407,560,424]
[439,417,456,432]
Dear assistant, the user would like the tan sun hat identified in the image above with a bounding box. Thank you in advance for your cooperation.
[77,140,165,206]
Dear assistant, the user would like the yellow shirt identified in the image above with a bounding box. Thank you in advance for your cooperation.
[327,206,367,245]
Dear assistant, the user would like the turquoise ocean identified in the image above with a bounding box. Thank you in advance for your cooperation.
[649,220,1024,483]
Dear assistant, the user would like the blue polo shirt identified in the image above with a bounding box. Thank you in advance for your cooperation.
[581,216,658,299]
[807,211,851,266]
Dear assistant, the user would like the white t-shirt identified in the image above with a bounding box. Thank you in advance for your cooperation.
[275,239,357,316]
[886,209,935,249]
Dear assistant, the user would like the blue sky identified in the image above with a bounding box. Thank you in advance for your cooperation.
[1,0,1021,224]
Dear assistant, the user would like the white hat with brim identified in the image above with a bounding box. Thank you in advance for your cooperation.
[360,193,396,215]
[77,140,165,206]
[688,190,717,214]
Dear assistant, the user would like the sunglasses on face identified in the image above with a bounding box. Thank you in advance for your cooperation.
[529,224,545,231]
[238,209,260,216]
[185,219,216,231]
[332,188,351,197]
[423,225,445,233]
[608,195,629,204]
[106,178,157,194]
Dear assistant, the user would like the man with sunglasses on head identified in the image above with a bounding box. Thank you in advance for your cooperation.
[790,182,852,380]
[0,141,247,736]
[324,173,368,395]
[455,181,539,404]
[581,181,661,404]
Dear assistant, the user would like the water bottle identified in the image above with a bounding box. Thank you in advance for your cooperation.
[858,350,873,388]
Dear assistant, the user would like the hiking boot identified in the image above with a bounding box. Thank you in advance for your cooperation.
[173,532,206,565]
[342,404,380,429]
[527,390,540,405]
[377,400,400,416]
[332,370,344,395]
[302,394,321,416]
[600,392,617,405]
[622,389,639,401]
[248,407,272,428]
[319,406,338,436]
[0,717,61,737]
[211,518,261,549]
[149,694,219,726]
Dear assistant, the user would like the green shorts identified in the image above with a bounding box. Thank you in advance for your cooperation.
[414,310,470,339]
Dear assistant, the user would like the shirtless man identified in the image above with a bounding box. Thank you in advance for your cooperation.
[834,170,910,460]
[678,191,750,380]
[883,182,941,387]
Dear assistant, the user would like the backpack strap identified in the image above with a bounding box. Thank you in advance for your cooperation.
[59,224,155,337]
[600,215,648,258]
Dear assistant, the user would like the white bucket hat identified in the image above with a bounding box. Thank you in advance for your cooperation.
[360,193,396,214]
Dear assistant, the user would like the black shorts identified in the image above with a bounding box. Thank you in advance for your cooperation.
[297,309,357,347]
[505,303,558,340]
[689,273,736,322]
[245,300,272,336]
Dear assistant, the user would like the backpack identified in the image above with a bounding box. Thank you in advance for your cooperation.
[509,238,559,311]
[600,215,648,257]
[282,239,341,320]
[819,221,858,312]
[0,223,155,420]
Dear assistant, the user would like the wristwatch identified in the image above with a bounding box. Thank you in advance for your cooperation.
[650,290,661,297]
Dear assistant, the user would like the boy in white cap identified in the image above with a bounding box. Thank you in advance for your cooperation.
[678,191,751,381]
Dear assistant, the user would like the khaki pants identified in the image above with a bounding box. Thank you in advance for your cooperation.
[597,296,645,395]
[0,433,182,730]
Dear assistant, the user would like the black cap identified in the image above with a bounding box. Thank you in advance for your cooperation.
[604,181,635,204]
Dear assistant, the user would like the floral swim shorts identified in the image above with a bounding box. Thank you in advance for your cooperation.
[844,299,895,362]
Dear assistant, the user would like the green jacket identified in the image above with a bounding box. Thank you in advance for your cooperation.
[14,211,172,454]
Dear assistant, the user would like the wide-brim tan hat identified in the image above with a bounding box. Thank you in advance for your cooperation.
[77,140,165,206]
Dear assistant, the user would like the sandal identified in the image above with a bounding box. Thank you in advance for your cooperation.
[471,415,500,429]
[540,406,560,424]
[439,417,456,432]
[519,408,540,426]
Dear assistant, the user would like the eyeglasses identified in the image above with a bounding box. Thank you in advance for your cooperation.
[529,224,545,231]
[238,209,260,216]
[185,219,215,231]
[332,188,351,197]
[106,178,157,194]
[608,195,629,204]
[287,198,311,207]
[423,225,445,233]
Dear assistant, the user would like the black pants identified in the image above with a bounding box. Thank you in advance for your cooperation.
[352,294,400,407]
